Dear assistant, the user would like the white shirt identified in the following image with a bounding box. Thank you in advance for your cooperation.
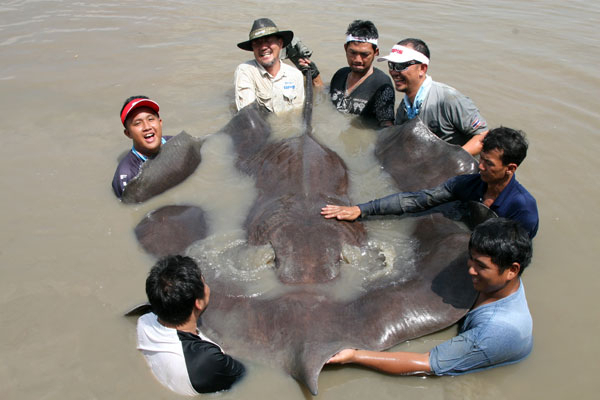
[234,59,304,113]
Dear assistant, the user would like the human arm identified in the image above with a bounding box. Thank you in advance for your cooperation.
[322,182,456,221]
[462,130,488,156]
[373,83,396,127]
[234,64,257,111]
[327,349,431,375]
[180,335,246,393]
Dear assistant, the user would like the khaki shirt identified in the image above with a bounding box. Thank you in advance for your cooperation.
[234,60,304,113]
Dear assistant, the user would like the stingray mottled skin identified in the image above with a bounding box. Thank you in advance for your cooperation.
[131,73,493,394]
[121,131,203,204]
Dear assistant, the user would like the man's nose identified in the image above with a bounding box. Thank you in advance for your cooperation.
[468,265,477,276]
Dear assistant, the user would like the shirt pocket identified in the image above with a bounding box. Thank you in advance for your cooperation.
[281,81,297,103]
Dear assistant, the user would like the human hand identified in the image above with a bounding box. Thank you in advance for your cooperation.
[320,205,361,221]
[327,349,356,364]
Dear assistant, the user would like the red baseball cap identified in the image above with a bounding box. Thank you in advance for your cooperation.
[120,97,160,126]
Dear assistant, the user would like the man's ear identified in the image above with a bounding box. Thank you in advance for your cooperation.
[124,128,131,139]
[506,262,521,280]
[374,48,380,56]
[195,298,206,312]
[506,162,518,174]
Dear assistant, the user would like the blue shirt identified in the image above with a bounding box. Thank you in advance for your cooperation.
[358,173,539,238]
[429,280,533,375]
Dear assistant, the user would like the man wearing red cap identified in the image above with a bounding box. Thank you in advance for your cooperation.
[234,18,306,113]
[378,39,488,155]
[111,95,171,198]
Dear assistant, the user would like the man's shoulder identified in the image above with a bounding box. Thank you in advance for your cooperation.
[280,61,303,78]
[509,177,537,204]
[112,150,142,197]
[429,79,463,100]
[235,60,263,76]
[371,67,393,83]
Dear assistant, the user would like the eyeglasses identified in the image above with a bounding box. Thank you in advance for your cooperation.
[388,60,421,72]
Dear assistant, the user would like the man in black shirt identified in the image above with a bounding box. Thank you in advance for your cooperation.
[330,20,395,127]
[137,256,245,395]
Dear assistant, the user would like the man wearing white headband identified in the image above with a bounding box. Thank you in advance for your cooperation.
[378,38,488,155]
[329,20,395,127]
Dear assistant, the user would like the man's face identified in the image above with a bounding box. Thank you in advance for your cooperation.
[345,41,378,74]
[124,107,163,157]
[251,35,283,69]
[478,148,513,183]
[468,249,514,294]
[389,60,426,94]
[388,44,427,94]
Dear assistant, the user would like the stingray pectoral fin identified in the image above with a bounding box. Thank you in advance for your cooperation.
[124,302,151,317]
[122,131,204,203]
[135,205,209,258]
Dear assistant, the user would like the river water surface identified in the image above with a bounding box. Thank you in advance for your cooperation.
[1,1,598,399]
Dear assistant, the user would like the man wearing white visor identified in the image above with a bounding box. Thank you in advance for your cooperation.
[379,39,488,155]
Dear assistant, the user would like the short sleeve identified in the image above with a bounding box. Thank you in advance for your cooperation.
[428,329,491,375]
[234,64,257,111]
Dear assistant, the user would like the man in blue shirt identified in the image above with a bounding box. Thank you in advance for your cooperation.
[321,126,539,238]
[326,217,534,375]
[111,95,171,198]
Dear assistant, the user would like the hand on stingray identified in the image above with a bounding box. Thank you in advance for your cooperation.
[321,204,361,221]
[327,349,356,364]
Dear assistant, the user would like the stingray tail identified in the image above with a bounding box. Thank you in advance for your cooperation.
[302,69,313,136]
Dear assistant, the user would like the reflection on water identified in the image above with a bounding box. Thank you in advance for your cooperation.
[1,1,599,399]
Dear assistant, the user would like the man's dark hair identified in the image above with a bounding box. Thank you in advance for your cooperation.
[397,38,430,60]
[482,126,528,166]
[145,255,206,326]
[346,20,379,50]
[469,218,533,276]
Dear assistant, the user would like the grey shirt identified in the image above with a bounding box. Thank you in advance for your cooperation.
[395,79,487,146]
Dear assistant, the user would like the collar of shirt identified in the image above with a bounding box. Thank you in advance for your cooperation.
[253,59,286,80]
[490,173,517,210]
[131,137,167,162]
[403,75,432,120]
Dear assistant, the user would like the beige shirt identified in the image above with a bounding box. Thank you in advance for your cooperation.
[234,59,304,113]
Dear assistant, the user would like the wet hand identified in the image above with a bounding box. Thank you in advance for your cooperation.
[321,205,361,221]
[327,349,356,364]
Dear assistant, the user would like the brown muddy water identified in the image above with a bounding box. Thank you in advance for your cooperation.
[1,1,598,399]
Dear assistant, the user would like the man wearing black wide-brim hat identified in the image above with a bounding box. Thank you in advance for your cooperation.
[234,18,306,113]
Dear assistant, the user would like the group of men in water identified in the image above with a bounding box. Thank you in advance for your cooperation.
[112,17,540,396]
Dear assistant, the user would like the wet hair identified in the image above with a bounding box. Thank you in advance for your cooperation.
[145,255,206,326]
[397,38,430,60]
[482,126,528,166]
[469,218,533,276]
[346,20,379,50]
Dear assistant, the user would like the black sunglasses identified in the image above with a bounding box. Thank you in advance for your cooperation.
[388,60,421,72]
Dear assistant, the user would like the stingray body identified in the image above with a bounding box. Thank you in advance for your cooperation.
[132,75,491,394]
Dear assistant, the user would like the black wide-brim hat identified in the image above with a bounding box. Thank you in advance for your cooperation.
[237,18,294,51]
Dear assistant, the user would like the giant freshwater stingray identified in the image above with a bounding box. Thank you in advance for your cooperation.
[127,73,494,394]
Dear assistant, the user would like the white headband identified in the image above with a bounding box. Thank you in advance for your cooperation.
[377,44,430,65]
[346,34,378,46]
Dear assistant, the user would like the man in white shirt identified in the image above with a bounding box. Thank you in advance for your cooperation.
[234,18,305,113]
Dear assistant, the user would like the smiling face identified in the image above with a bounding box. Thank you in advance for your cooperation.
[388,44,427,99]
[345,41,378,74]
[252,35,283,70]
[124,107,163,157]
[468,249,518,294]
